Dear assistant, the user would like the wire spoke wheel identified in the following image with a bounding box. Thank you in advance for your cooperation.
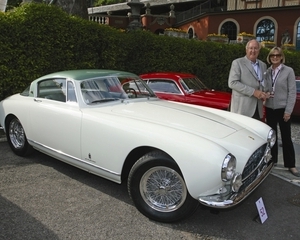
[6,116,32,156]
[140,166,186,212]
[128,151,199,222]
[9,118,26,149]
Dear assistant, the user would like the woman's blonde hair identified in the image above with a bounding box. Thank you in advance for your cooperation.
[266,46,285,64]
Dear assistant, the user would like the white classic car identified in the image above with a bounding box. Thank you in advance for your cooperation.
[0,69,275,223]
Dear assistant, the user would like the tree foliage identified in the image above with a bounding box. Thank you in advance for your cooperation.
[0,3,123,99]
[1,3,300,100]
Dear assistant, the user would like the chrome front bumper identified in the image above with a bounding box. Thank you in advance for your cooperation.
[198,146,273,208]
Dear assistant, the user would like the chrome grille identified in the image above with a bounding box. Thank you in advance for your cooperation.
[240,143,269,191]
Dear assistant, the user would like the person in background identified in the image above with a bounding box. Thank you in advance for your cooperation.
[264,47,299,177]
[228,39,267,120]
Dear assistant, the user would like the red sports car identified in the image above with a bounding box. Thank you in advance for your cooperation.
[293,77,300,117]
[139,72,231,110]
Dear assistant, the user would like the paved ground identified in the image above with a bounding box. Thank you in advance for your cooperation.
[0,120,300,239]
[1,141,300,240]
[272,118,300,187]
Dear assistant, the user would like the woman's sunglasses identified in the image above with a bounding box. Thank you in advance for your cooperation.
[270,54,281,58]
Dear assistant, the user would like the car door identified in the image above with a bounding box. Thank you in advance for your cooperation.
[28,78,82,158]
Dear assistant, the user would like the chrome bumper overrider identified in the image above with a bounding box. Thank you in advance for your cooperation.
[198,147,273,208]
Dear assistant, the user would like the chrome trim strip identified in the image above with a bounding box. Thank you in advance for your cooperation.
[28,139,120,177]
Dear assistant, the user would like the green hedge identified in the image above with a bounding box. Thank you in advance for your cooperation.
[0,3,300,100]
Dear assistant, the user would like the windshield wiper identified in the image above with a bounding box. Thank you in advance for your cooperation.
[91,98,118,103]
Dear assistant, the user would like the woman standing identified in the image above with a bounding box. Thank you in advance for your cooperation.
[264,47,299,177]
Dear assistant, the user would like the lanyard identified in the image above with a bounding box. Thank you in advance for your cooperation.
[271,68,280,88]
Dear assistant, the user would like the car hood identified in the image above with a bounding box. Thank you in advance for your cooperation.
[190,90,231,101]
[108,99,240,139]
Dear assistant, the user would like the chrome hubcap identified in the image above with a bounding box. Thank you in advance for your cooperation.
[9,119,25,149]
[140,166,186,212]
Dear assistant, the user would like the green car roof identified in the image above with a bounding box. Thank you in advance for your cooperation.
[35,69,139,81]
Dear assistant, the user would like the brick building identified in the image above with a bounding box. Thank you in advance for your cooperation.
[88,0,300,50]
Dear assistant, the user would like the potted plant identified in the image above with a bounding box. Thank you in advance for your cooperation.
[206,33,228,43]
[261,41,276,49]
[237,32,255,43]
[282,43,296,51]
[164,28,188,38]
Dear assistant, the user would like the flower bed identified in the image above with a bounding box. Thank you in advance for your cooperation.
[261,41,276,48]
[207,33,228,43]
[237,32,255,43]
[283,43,296,51]
[164,28,188,38]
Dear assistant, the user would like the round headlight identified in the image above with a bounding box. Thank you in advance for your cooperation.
[267,129,276,147]
[221,154,236,182]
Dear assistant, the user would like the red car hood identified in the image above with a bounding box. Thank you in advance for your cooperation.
[193,89,231,99]
[179,89,231,109]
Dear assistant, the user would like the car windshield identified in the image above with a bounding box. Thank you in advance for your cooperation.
[180,77,209,93]
[81,76,156,104]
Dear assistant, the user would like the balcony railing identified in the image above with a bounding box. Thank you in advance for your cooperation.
[175,0,300,25]
[228,0,300,11]
[89,16,108,25]
[176,0,223,24]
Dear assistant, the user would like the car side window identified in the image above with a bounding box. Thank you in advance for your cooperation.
[37,78,66,102]
[148,80,181,93]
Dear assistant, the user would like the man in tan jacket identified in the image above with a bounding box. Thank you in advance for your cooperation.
[228,39,267,120]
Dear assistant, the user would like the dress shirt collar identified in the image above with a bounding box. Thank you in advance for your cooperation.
[272,64,282,71]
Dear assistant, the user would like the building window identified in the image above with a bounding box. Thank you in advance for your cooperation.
[256,19,275,42]
[220,21,237,41]
[188,28,194,39]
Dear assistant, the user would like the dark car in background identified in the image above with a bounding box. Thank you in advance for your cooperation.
[139,72,231,110]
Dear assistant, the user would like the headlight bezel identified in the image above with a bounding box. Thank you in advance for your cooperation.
[267,129,276,147]
[221,154,237,182]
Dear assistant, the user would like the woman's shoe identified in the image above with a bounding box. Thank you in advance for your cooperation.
[289,169,300,177]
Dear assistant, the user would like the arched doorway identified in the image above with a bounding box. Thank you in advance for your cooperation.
[220,21,237,41]
[188,28,194,39]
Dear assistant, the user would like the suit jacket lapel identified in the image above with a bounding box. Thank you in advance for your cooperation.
[243,56,257,79]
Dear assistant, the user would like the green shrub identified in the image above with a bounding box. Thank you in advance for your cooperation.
[1,3,300,100]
